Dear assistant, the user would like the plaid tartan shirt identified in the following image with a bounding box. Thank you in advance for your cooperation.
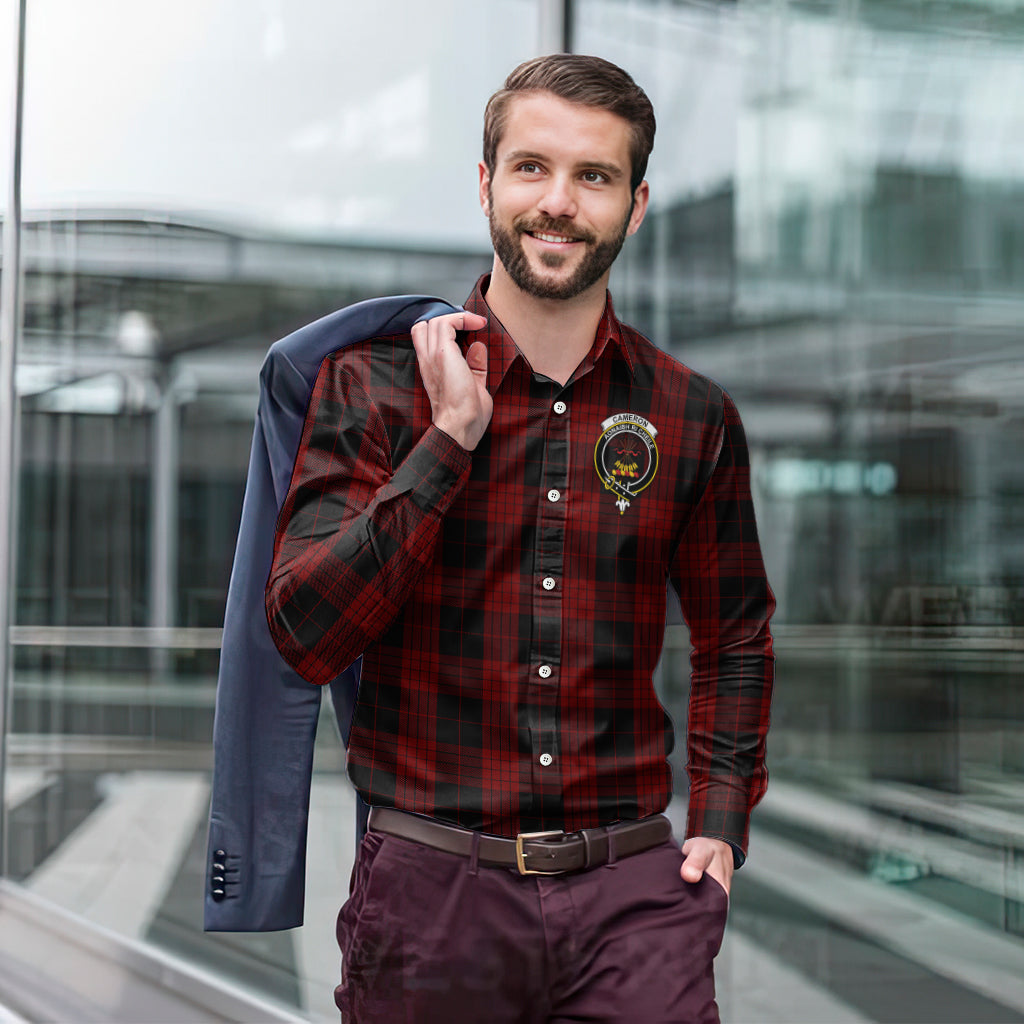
[266,275,775,858]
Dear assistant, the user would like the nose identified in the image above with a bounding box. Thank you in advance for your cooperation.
[536,174,578,220]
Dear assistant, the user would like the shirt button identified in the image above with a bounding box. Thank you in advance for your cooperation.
[541,577,556,591]
[547,489,560,502]
[553,401,567,415]
[538,664,552,679]
[539,753,553,766]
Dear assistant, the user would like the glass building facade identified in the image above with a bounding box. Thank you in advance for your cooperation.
[1,1,1023,1020]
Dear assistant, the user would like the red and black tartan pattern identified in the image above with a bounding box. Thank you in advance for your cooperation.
[266,276,775,854]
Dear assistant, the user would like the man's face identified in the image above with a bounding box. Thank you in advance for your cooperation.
[480,92,649,301]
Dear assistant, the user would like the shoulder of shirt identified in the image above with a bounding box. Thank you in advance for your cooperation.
[618,320,733,411]
[328,328,413,355]
[319,330,414,371]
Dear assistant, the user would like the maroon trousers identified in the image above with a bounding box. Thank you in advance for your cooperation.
[336,827,729,1023]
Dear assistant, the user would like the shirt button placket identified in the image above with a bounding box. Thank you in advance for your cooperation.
[528,390,569,814]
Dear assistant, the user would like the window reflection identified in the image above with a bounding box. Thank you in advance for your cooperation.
[4,0,1024,1019]
[7,2,529,1018]
[581,0,1024,1020]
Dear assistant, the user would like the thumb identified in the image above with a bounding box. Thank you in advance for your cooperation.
[466,340,488,378]
[680,842,710,883]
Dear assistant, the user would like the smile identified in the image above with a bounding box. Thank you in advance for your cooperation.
[528,231,580,244]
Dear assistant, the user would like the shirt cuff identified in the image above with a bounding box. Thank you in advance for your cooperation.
[389,423,472,515]
[685,778,755,865]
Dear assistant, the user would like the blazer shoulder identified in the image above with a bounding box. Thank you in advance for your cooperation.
[267,295,459,371]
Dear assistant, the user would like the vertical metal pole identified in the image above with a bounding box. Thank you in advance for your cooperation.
[149,363,178,676]
[0,0,28,878]
[537,0,571,53]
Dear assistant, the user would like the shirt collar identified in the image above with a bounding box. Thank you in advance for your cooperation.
[461,274,636,393]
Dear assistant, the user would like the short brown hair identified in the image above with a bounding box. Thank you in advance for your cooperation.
[483,54,656,194]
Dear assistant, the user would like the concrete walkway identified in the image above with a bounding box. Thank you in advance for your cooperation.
[12,770,1024,1022]
[25,771,209,939]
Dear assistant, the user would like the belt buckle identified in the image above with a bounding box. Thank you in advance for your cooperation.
[515,830,566,876]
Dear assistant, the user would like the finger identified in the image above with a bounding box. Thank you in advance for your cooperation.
[466,340,488,377]
[440,310,487,337]
[459,311,488,331]
[411,319,428,360]
[434,311,487,329]
[413,315,448,362]
[415,310,487,335]
[426,313,463,353]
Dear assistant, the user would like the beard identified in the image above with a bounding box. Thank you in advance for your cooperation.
[487,187,632,301]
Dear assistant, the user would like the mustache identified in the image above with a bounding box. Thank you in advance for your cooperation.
[514,217,595,244]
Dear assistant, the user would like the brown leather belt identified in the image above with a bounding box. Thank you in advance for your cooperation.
[368,807,673,876]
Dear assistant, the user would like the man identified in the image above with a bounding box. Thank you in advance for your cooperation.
[266,54,774,1023]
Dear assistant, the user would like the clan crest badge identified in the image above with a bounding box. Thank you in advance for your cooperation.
[593,413,659,515]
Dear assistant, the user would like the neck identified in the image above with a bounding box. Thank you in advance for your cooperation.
[484,259,608,386]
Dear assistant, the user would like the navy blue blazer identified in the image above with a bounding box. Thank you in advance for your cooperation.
[204,294,459,932]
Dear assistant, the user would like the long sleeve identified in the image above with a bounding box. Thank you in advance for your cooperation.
[265,354,471,685]
[670,390,775,860]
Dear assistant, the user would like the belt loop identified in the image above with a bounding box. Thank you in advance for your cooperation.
[581,829,593,869]
[606,827,618,869]
[468,831,480,877]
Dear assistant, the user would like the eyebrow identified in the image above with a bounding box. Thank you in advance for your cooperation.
[503,150,626,181]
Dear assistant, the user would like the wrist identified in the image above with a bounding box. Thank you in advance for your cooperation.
[433,415,478,452]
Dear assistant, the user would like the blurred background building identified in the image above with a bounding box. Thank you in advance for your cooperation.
[1,0,1023,1021]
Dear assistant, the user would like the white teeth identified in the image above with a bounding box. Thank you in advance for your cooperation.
[533,232,575,244]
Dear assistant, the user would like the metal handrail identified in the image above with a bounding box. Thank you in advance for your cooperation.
[9,625,224,649]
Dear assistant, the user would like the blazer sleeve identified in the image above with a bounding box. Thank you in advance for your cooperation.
[204,296,458,932]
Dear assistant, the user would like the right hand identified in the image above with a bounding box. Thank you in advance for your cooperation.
[411,310,491,451]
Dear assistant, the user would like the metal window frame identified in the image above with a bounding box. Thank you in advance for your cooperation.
[538,0,574,52]
[0,0,27,881]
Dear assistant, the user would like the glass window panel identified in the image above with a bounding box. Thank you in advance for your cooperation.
[21,0,538,247]
[10,2,539,1018]
[1,0,20,922]
[575,1,1024,1021]
[0,2,12,214]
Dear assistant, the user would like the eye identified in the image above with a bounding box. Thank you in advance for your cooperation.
[517,162,541,175]
[582,170,608,184]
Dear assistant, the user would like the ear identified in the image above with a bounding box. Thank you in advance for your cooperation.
[478,161,492,216]
[625,180,650,237]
